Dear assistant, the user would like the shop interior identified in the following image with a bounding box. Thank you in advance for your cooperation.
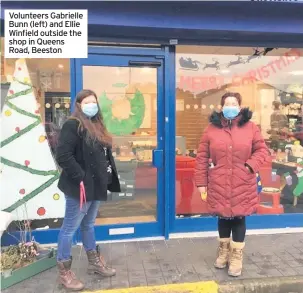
[1,43,303,231]
[175,46,303,218]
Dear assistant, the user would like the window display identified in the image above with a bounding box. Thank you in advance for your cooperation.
[175,46,303,218]
[1,37,71,231]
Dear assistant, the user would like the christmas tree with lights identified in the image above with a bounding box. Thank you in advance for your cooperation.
[0,59,64,221]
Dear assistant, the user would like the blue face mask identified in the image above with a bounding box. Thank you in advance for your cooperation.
[222,106,240,120]
[82,103,99,118]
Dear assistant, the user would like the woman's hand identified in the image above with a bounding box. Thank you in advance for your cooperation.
[198,186,207,194]
[198,186,207,202]
[245,163,253,174]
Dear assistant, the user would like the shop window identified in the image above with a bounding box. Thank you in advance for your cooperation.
[175,46,303,218]
[1,37,70,231]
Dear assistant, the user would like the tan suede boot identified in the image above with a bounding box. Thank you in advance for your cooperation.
[86,245,116,277]
[214,238,230,269]
[57,258,84,291]
[228,240,245,277]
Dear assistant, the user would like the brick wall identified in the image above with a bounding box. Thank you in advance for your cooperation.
[176,89,211,150]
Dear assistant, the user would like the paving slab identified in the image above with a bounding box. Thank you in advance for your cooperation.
[2,233,303,293]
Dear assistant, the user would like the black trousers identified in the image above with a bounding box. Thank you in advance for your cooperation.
[218,217,246,242]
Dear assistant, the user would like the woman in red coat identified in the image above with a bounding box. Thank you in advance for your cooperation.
[195,92,268,277]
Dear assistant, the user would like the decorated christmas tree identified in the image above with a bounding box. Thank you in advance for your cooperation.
[0,59,64,221]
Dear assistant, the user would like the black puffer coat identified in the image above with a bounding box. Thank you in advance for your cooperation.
[56,118,121,201]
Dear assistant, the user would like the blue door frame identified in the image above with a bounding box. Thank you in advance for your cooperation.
[71,46,171,241]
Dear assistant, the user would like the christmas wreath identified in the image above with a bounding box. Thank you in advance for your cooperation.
[99,90,145,135]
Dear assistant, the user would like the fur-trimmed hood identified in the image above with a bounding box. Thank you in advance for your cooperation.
[209,107,253,128]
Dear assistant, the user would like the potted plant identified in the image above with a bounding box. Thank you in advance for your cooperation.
[1,220,57,290]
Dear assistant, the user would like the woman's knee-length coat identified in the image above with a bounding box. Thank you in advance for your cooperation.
[195,108,269,218]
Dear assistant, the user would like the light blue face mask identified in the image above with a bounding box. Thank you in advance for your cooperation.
[82,103,99,118]
[222,106,240,120]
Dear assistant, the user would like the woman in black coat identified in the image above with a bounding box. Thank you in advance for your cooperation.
[56,89,121,291]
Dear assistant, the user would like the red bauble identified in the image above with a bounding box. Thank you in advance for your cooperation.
[15,127,20,132]
[9,90,14,95]
[19,189,25,195]
[24,160,30,167]
[37,207,46,216]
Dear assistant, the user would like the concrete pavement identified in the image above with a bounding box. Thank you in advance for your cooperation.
[3,233,303,293]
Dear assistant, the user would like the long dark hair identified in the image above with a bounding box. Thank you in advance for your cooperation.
[72,89,112,146]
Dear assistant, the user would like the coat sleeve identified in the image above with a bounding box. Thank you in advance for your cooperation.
[56,119,85,184]
[195,127,210,187]
[245,123,269,173]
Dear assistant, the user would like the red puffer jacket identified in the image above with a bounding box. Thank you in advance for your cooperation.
[195,108,269,217]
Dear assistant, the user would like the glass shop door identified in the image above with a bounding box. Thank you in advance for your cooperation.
[74,46,165,240]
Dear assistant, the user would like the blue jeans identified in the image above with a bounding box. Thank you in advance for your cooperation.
[57,196,101,261]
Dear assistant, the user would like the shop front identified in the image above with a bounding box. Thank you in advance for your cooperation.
[1,1,303,245]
